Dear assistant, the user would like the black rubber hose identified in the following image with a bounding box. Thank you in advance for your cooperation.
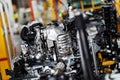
[20,27,29,41]
[20,27,36,42]
[29,22,43,31]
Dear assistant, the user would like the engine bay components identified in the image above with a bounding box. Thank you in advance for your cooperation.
[57,33,72,56]
[5,1,120,80]
[6,18,83,80]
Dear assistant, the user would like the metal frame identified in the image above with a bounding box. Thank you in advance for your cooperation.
[80,0,101,11]
[0,2,12,68]
[0,0,15,69]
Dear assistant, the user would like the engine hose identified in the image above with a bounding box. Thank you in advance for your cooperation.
[29,22,43,31]
[20,27,36,42]
[20,27,29,41]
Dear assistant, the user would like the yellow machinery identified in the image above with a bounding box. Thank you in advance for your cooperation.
[115,0,120,32]
[0,1,14,79]
[115,0,120,16]
[0,12,11,80]
[80,0,101,11]
[98,52,116,73]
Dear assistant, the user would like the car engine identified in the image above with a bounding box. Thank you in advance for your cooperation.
[6,2,120,80]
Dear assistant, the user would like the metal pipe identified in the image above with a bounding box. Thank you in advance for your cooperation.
[53,41,58,62]
[29,0,35,21]
[1,1,15,69]
[52,0,58,21]
[0,3,12,68]
[91,39,99,75]
[75,12,95,80]
[6,0,15,23]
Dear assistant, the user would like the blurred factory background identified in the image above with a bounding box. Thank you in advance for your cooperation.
[0,0,120,80]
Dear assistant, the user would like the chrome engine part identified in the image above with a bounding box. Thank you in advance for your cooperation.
[57,33,72,57]
[6,4,120,80]
[6,20,82,80]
